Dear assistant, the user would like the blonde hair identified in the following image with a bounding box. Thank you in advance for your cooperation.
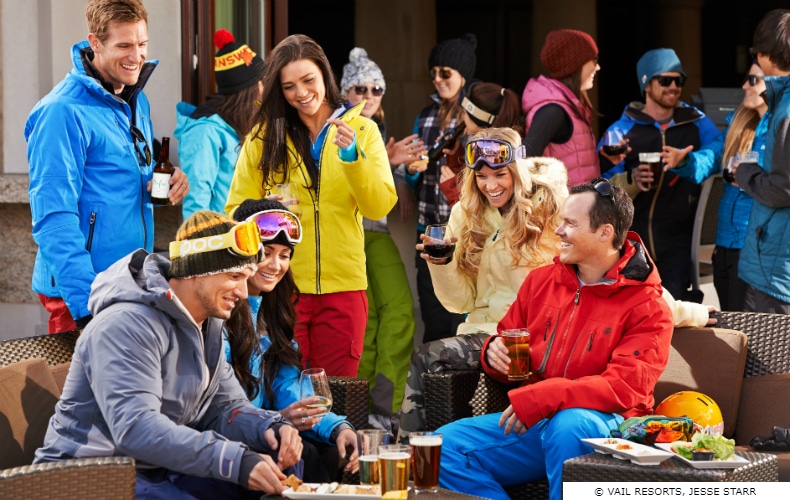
[721,104,761,166]
[455,128,568,282]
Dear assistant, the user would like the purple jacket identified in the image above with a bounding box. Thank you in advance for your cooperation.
[523,75,600,186]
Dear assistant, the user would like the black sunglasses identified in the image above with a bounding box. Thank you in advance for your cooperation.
[130,125,152,166]
[430,67,454,80]
[353,85,384,97]
[744,74,764,87]
[590,177,621,237]
[653,75,686,87]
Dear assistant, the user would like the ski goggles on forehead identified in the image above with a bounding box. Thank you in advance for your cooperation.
[169,221,262,259]
[246,209,303,245]
[464,138,526,170]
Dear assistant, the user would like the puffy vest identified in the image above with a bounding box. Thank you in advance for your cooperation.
[523,75,600,186]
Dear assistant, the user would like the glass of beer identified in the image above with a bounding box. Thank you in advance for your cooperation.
[357,429,390,485]
[378,444,411,496]
[501,328,531,381]
[410,432,443,493]
[275,183,301,218]
[638,152,662,190]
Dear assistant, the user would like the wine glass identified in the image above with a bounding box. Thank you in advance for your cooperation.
[299,368,332,419]
[602,128,627,156]
[423,224,455,260]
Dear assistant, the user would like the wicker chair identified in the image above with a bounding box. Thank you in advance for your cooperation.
[0,331,136,499]
[0,331,369,494]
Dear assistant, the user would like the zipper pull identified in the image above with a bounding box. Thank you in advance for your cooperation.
[574,288,581,305]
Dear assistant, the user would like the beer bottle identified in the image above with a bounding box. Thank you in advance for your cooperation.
[151,137,174,205]
[428,122,467,162]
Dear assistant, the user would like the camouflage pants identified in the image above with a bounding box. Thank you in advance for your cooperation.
[398,332,490,434]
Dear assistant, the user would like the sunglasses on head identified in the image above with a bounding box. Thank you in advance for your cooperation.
[352,85,384,97]
[246,209,303,245]
[590,177,621,237]
[744,74,764,87]
[430,67,454,80]
[464,138,526,171]
[653,75,687,87]
[169,220,262,259]
[130,125,152,166]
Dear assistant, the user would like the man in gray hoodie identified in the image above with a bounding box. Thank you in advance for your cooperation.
[35,210,303,498]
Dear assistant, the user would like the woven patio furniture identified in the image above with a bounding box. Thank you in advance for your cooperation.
[718,311,790,377]
[563,451,778,482]
[0,457,136,499]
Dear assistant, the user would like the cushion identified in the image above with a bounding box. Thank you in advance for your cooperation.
[735,373,790,446]
[50,362,71,394]
[0,358,61,469]
[654,327,748,438]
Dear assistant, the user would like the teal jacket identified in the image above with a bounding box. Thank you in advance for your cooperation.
[737,74,790,302]
[174,102,240,219]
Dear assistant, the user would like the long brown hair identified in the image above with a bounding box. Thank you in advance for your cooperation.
[205,82,262,139]
[225,267,301,406]
[250,34,344,190]
[559,68,595,120]
[721,106,761,167]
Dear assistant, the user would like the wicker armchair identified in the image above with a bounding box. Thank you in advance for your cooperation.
[0,331,136,499]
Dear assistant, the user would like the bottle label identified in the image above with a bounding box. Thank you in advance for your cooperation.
[151,172,172,198]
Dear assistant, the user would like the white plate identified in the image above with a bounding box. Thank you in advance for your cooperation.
[283,484,381,500]
[581,438,674,466]
[655,442,750,469]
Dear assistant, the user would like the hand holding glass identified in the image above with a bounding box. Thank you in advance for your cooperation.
[602,128,627,156]
[276,183,301,218]
[299,368,332,420]
[501,329,531,380]
[638,152,662,190]
[724,151,758,183]
[423,224,455,260]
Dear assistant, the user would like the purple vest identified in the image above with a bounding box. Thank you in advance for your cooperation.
[523,75,600,186]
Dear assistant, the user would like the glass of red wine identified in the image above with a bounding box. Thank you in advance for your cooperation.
[602,128,627,156]
[423,224,455,260]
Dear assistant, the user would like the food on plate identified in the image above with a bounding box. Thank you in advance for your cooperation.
[603,438,619,445]
[671,433,735,461]
[284,474,303,490]
[288,482,381,495]
[692,448,715,461]
[615,443,633,450]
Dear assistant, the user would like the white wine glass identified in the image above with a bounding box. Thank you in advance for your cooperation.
[299,368,332,419]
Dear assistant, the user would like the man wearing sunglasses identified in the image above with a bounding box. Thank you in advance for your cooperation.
[599,48,720,303]
[36,211,305,497]
[25,0,189,335]
[436,179,672,500]
[737,9,790,313]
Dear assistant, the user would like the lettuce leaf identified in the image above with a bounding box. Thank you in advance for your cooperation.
[690,433,735,461]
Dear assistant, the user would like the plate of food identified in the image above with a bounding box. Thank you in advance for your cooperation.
[656,434,748,469]
[282,476,381,500]
[581,437,674,466]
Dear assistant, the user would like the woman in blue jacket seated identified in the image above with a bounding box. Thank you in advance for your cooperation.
[225,198,359,482]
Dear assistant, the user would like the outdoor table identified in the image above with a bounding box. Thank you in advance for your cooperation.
[563,451,778,482]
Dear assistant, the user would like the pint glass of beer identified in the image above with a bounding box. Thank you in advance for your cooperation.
[378,444,411,496]
[501,328,531,380]
[410,432,443,493]
[638,152,662,190]
[357,429,390,485]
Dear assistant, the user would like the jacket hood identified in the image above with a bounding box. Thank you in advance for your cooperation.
[72,41,157,96]
[764,74,790,113]
[88,249,182,320]
[623,100,706,127]
[174,101,236,140]
[556,231,662,294]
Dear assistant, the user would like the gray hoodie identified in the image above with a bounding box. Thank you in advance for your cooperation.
[35,249,288,486]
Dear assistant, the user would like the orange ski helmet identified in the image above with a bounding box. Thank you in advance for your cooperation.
[655,391,724,435]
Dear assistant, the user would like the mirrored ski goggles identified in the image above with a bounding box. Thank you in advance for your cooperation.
[464,138,526,170]
[246,209,303,245]
[169,221,262,259]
